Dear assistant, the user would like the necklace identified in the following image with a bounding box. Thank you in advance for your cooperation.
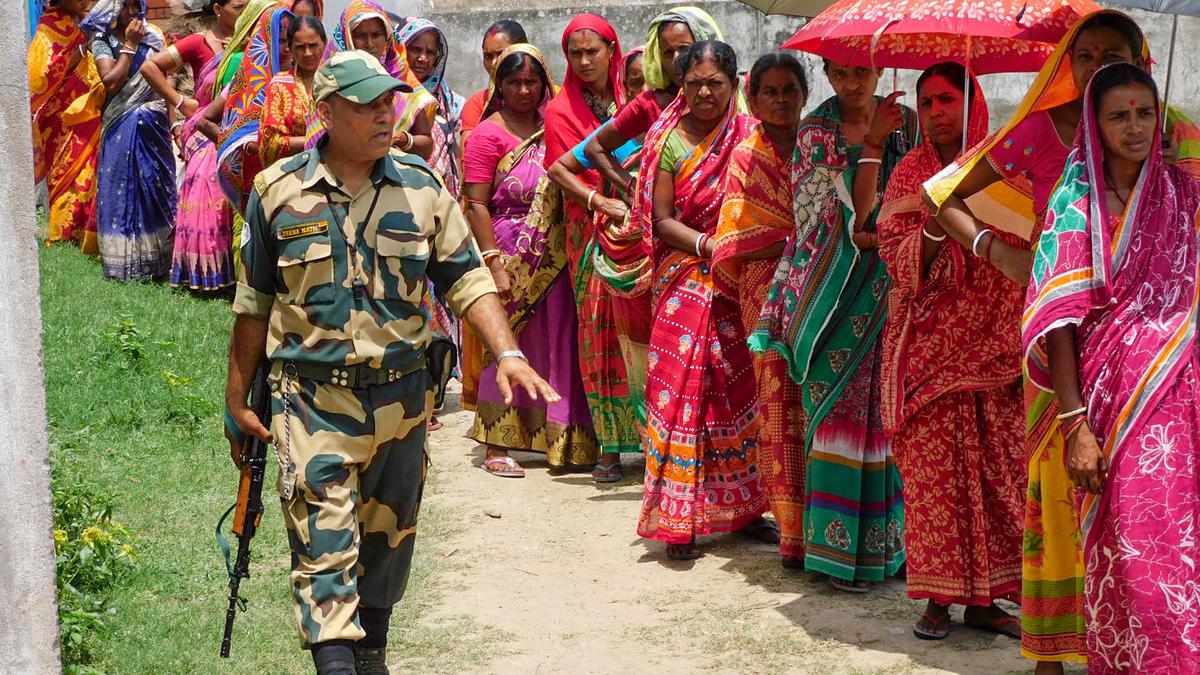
[1104,169,1132,207]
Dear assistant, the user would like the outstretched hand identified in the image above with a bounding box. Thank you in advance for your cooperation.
[495,357,561,407]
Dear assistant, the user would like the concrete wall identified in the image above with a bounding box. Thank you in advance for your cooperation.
[1,0,62,672]
[328,0,1200,127]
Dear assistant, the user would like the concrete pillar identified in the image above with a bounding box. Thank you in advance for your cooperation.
[0,1,63,673]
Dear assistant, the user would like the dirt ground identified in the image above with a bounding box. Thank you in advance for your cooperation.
[404,388,1076,675]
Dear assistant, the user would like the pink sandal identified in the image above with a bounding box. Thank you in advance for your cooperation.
[483,455,525,478]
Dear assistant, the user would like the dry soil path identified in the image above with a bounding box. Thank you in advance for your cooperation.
[409,391,1072,675]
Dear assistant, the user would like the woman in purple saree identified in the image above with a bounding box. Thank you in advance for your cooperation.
[1024,62,1200,672]
[462,45,597,476]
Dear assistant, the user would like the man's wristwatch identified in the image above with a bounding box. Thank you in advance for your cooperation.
[496,350,528,363]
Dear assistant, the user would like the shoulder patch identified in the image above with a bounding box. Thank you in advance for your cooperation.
[253,172,268,197]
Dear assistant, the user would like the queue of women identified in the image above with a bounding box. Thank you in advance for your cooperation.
[28,0,1200,670]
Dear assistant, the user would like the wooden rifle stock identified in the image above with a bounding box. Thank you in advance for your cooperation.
[219,366,271,658]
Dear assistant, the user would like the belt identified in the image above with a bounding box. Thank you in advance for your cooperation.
[284,359,426,389]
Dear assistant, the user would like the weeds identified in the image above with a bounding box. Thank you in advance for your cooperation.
[53,482,136,672]
[99,317,145,366]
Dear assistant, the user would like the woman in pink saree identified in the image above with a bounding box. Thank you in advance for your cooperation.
[1024,62,1200,672]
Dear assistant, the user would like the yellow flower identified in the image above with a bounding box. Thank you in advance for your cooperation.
[81,526,111,545]
[53,529,67,546]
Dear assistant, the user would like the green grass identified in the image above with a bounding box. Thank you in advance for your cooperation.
[41,245,492,673]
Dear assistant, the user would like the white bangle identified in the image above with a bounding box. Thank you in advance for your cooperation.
[858,157,882,166]
[120,48,137,56]
[400,131,414,151]
[921,226,946,242]
[971,229,992,257]
[170,121,183,131]
[1056,406,1087,420]
[587,189,598,210]
[694,233,707,257]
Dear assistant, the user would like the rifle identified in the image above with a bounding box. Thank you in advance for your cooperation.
[216,365,271,658]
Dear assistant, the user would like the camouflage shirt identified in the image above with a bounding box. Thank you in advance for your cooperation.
[234,146,495,371]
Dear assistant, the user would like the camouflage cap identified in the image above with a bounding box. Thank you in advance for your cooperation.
[313,50,412,104]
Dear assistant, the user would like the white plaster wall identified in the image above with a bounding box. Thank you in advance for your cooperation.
[1,0,63,672]
[377,0,1199,127]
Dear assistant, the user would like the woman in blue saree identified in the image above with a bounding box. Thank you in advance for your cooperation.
[84,0,176,281]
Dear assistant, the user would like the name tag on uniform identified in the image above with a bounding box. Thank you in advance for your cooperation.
[278,220,329,240]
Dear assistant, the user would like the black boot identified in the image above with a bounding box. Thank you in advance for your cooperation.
[312,640,356,675]
[353,646,389,675]
[354,606,392,675]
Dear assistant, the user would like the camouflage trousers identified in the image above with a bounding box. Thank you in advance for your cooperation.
[269,362,432,647]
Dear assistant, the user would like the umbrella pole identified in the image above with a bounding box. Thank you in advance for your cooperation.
[963,36,972,154]
[1162,13,1178,133]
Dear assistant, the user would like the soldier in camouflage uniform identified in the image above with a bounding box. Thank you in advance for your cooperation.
[224,51,560,675]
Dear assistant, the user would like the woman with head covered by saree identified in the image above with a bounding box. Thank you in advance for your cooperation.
[543,14,642,479]
[583,6,722,198]
[637,40,779,561]
[257,15,326,169]
[922,11,1200,671]
[85,0,177,281]
[216,4,293,213]
[139,0,248,290]
[462,45,598,477]
[1025,61,1200,673]
[877,61,1027,641]
[545,46,650,483]
[397,17,466,432]
[315,0,434,158]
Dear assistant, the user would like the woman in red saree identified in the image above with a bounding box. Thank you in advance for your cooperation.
[544,15,642,476]
[1025,62,1200,672]
[712,51,808,567]
[637,40,769,560]
[28,0,105,252]
[878,62,1026,640]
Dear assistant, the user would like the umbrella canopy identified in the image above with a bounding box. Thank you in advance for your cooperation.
[733,0,837,16]
[1107,0,1200,13]
[783,0,1101,74]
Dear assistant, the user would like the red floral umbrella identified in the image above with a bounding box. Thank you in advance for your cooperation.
[783,0,1102,73]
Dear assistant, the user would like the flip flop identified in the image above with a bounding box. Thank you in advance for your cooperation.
[427,417,443,432]
[591,461,623,483]
[964,608,1021,639]
[913,608,951,640]
[483,455,525,478]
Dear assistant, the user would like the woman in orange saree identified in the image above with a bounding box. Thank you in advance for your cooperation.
[28,0,105,252]
[712,51,808,567]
